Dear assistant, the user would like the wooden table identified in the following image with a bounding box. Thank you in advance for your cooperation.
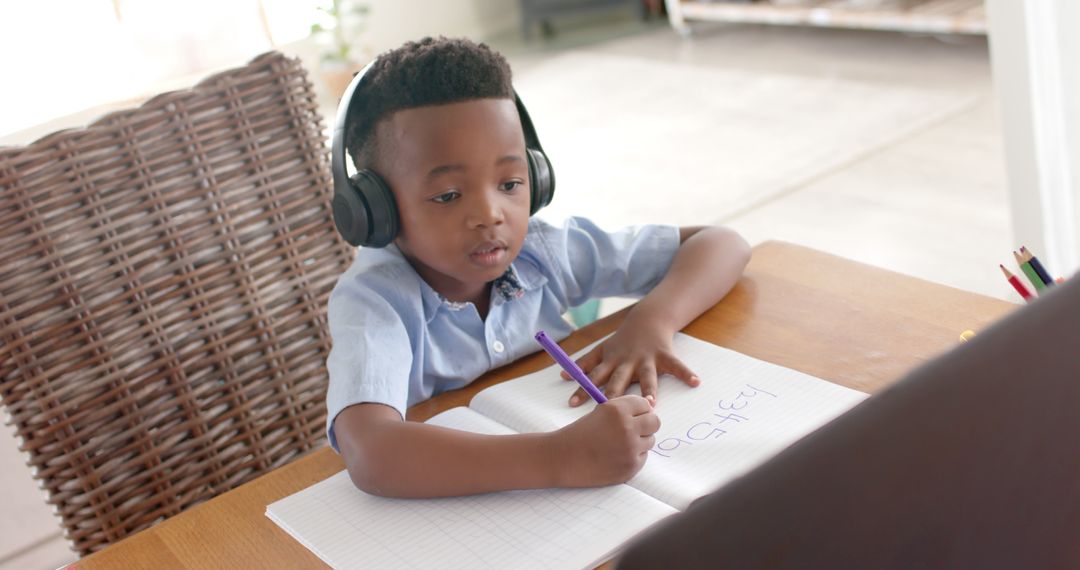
[72,241,1014,568]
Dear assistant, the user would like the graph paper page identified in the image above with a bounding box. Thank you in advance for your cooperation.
[266,406,677,569]
[471,333,869,510]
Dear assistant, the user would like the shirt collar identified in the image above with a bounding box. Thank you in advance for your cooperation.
[492,265,526,302]
[407,253,547,324]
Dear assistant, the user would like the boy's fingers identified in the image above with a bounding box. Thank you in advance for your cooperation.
[661,354,700,387]
[568,364,611,406]
[587,361,614,388]
[568,364,612,405]
[615,394,652,415]
[637,366,659,406]
[575,346,604,374]
[564,347,602,380]
[562,346,602,380]
[604,364,634,399]
[634,410,661,435]
[568,387,588,407]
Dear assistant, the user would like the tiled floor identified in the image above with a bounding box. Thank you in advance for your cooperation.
[498,18,1011,313]
[0,17,1010,570]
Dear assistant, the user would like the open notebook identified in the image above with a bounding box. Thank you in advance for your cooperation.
[266,333,868,569]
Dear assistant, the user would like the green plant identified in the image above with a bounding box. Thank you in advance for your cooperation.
[310,0,370,65]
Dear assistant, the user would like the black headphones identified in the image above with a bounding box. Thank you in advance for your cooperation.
[331,60,556,248]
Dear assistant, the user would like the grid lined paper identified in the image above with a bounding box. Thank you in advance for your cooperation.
[472,333,869,509]
[266,408,676,569]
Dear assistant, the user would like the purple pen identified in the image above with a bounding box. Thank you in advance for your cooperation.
[534,330,608,404]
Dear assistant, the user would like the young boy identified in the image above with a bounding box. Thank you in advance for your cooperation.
[327,37,750,498]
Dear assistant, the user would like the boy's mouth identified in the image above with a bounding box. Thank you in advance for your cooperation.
[469,241,508,267]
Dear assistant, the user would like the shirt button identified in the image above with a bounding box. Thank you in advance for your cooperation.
[492,340,505,353]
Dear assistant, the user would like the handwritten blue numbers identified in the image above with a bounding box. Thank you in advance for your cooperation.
[687,421,726,440]
[738,384,777,399]
[650,384,778,458]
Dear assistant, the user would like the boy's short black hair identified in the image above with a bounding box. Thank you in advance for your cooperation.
[345,36,514,170]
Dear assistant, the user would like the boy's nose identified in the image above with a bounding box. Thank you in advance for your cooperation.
[466,192,505,228]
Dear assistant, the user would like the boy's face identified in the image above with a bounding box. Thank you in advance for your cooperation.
[377,98,532,303]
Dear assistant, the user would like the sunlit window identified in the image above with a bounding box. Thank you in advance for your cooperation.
[0,0,316,138]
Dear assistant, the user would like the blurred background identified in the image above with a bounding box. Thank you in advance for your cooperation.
[1,0,1077,567]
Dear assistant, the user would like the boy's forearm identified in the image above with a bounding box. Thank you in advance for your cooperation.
[341,418,560,498]
[629,226,750,333]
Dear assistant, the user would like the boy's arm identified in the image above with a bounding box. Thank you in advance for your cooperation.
[566,226,751,405]
[634,225,751,334]
[334,396,659,498]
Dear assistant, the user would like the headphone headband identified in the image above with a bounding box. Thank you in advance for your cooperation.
[331,60,377,195]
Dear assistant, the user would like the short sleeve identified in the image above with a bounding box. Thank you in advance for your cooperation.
[325,277,413,452]
[532,216,681,307]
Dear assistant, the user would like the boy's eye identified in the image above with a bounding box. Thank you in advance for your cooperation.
[500,180,523,192]
[430,190,460,204]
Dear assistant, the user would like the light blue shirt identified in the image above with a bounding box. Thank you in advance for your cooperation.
[325,216,681,451]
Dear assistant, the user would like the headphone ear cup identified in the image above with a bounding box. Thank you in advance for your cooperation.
[526,148,554,215]
[332,170,399,247]
[332,175,372,247]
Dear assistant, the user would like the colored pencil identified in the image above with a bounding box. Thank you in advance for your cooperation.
[534,330,608,404]
[1000,264,1033,302]
[1020,246,1054,287]
[1013,250,1046,292]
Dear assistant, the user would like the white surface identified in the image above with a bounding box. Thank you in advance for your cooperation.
[986,0,1080,278]
[472,333,868,510]
[266,409,675,570]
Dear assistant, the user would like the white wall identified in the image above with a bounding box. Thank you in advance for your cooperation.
[0,1,521,145]
[987,0,1080,278]
[356,0,520,57]
[276,0,522,121]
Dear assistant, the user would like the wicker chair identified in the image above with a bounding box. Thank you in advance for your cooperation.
[0,51,354,556]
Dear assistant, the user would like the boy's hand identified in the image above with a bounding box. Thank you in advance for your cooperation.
[563,324,700,407]
[550,395,660,487]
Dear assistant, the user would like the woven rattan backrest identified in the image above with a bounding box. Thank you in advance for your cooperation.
[0,51,354,556]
